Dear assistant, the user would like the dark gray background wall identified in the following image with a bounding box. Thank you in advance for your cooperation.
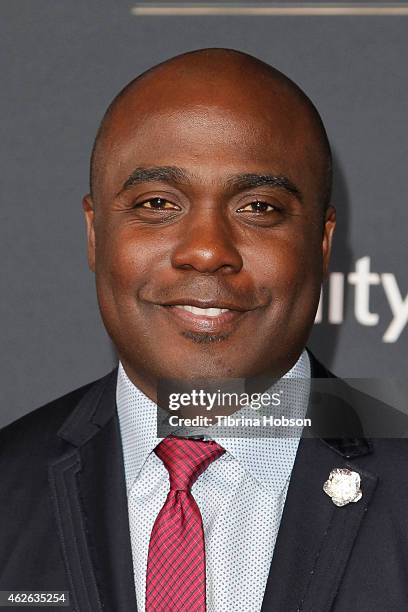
[1,1,407,426]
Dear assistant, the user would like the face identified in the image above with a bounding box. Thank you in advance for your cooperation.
[83,73,335,398]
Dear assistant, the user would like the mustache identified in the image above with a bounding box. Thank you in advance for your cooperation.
[141,277,269,311]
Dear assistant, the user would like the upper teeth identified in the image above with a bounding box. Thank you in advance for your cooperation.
[174,305,230,317]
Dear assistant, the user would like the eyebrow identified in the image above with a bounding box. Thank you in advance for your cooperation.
[225,173,302,201]
[121,166,190,192]
[120,165,302,202]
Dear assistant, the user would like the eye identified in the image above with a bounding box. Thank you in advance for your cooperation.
[237,200,278,214]
[135,197,180,210]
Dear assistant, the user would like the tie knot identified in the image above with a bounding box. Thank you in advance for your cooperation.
[155,436,225,491]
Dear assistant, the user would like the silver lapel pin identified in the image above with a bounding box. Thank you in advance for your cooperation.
[323,468,362,507]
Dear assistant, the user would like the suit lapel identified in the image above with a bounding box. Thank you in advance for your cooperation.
[261,353,379,611]
[261,437,378,611]
[49,370,137,612]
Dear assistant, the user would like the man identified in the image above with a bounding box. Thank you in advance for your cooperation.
[1,49,408,611]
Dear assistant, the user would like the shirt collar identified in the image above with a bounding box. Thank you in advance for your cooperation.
[116,364,161,492]
[117,350,310,493]
[213,350,310,491]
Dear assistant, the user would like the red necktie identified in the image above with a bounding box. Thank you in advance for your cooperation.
[145,436,225,611]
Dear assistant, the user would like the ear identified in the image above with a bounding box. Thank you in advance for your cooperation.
[322,205,336,278]
[82,194,96,272]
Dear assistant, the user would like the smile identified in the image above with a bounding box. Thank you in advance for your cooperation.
[159,303,249,334]
[173,305,230,317]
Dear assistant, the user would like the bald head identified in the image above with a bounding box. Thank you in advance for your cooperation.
[90,48,332,209]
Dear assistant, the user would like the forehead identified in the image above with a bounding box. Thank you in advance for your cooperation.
[95,75,323,201]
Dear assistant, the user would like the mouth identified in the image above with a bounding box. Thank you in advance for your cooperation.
[157,301,250,334]
[173,305,232,317]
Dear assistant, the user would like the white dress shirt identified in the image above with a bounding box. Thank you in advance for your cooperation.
[117,351,310,612]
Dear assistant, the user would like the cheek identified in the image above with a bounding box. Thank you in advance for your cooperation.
[93,224,165,342]
[95,223,163,296]
[245,231,323,335]
[247,232,322,292]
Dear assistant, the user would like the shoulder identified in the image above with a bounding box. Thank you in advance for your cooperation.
[0,371,118,560]
[307,350,408,449]
[0,372,115,463]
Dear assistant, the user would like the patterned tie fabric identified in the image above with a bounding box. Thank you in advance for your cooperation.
[145,436,225,611]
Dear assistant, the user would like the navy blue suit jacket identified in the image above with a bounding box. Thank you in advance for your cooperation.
[1,353,408,611]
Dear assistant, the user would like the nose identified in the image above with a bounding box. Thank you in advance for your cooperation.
[171,209,243,274]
